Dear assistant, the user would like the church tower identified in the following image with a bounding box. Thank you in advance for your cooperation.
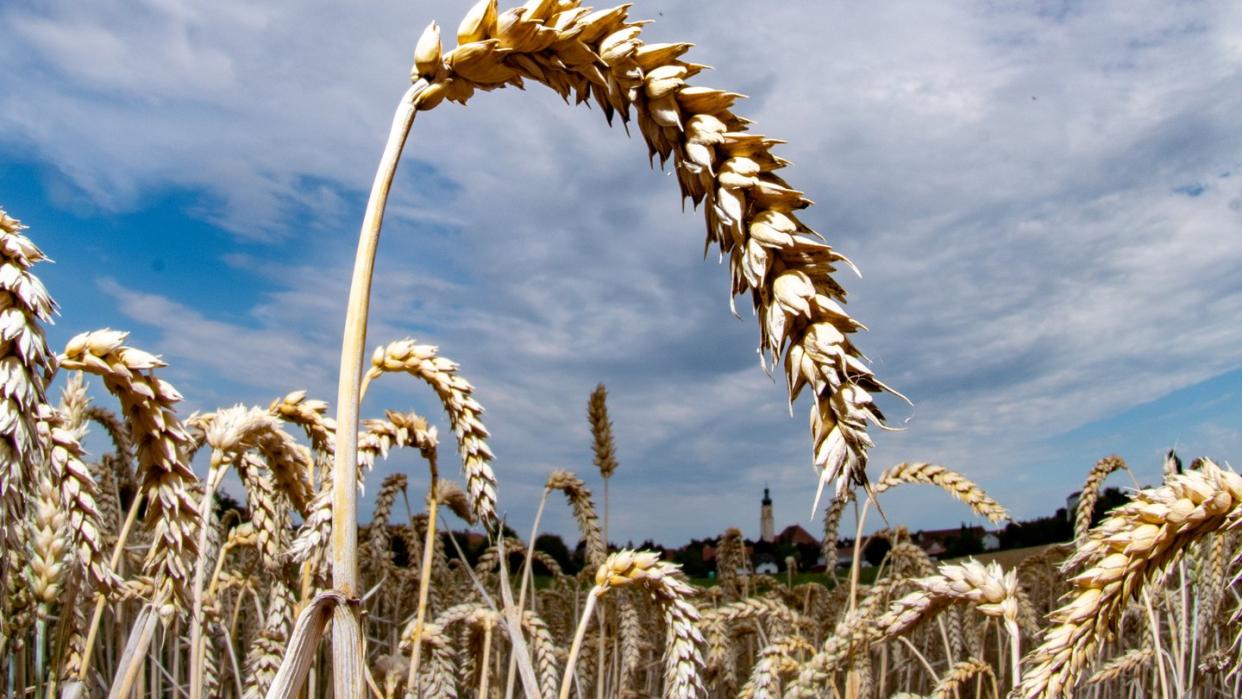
[760,487,775,543]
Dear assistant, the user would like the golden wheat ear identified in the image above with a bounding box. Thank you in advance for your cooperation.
[409,0,894,507]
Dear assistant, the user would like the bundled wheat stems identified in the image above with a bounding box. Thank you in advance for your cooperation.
[3,1,1242,697]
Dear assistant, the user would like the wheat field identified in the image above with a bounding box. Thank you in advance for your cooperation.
[2,0,1240,697]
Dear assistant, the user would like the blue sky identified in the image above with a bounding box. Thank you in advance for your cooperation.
[2,0,1241,546]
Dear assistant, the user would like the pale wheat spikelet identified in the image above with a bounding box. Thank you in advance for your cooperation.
[931,658,993,698]
[703,597,813,692]
[546,468,606,568]
[716,527,748,593]
[1018,460,1242,698]
[1084,646,1151,686]
[1164,448,1182,477]
[522,609,562,699]
[58,371,90,428]
[873,462,1008,523]
[1074,454,1126,540]
[1198,531,1228,629]
[411,3,892,508]
[365,338,497,523]
[24,467,69,616]
[588,383,618,479]
[0,207,58,507]
[60,329,198,610]
[241,579,294,699]
[741,635,814,699]
[239,456,290,571]
[593,550,707,698]
[41,405,118,592]
[198,405,314,514]
[268,390,335,460]
[290,410,437,562]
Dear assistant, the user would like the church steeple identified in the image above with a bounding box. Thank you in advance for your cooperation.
[760,486,775,543]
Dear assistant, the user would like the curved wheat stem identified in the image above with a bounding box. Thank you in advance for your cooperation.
[1018,460,1242,698]
[363,338,497,525]
[1073,454,1126,540]
[412,0,892,511]
[873,462,1009,523]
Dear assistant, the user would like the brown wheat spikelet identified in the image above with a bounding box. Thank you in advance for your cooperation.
[364,338,497,524]
[588,383,618,479]
[59,329,198,611]
[411,1,892,509]
[1073,454,1126,540]
[873,462,1009,523]
[1018,460,1242,698]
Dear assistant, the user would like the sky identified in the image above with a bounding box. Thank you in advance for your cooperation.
[2,0,1241,547]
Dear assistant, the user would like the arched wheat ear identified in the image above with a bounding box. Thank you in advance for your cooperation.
[564,550,706,699]
[1084,646,1151,686]
[290,410,437,563]
[786,560,1021,697]
[872,462,1009,524]
[412,0,891,510]
[363,339,497,525]
[60,329,197,612]
[1017,460,1242,698]
[545,468,606,570]
[1073,455,1126,540]
[741,635,815,699]
[930,658,994,698]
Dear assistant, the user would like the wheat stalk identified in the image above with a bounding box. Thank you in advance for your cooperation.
[412,0,891,511]
[1018,460,1242,697]
[1073,455,1126,540]
[873,462,1009,523]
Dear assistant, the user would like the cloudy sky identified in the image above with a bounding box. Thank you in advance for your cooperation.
[2,0,1241,547]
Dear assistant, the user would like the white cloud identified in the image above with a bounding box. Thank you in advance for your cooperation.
[10,0,1242,543]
